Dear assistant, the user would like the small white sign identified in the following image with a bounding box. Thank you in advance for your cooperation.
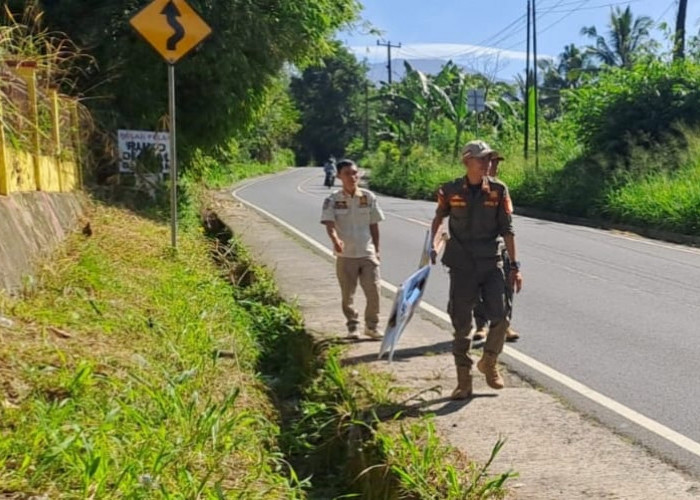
[467,89,486,112]
[379,264,431,362]
[118,129,170,173]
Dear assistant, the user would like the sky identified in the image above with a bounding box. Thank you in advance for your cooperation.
[341,0,700,79]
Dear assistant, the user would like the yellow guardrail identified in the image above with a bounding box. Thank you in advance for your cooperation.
[0,62,83,196]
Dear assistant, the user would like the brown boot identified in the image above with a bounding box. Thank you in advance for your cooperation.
[505,327,520,342]
[477,352,504,389]
[450,366,473,400]
[473,326,488,341]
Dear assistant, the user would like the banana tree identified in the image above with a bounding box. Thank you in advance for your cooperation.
[431,68,472,159]
[376,61,443,147]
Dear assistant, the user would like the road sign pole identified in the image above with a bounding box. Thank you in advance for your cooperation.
[168,63,177,249]
[130,0,212,248]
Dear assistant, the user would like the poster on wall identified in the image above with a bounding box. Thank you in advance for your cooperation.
[117,130,170,174]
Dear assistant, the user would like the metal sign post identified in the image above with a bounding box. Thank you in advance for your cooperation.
[168,64,177,248]
[130,0,212,249]
[467,89,486,136]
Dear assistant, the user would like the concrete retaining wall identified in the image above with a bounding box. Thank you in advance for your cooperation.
[0,192,84,293]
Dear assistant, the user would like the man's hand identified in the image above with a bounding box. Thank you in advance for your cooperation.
[510,270,523,293]
[333,239,344,254]
[430,248,438,265]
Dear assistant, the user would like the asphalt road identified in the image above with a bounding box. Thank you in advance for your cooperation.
[235,167,700,465]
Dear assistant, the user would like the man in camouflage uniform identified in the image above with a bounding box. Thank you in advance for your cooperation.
[430,141,523,400]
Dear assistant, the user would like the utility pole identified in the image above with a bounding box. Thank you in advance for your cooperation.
[532,0,540,169]
[377,40,401,84]
[524,0,531,160]
[674,0,688,60]
[364,81,370,150]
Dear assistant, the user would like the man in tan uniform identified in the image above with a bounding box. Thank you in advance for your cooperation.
[430,140,523,399]
[321,159,385,340]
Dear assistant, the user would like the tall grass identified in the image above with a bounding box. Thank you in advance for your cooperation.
[0,204,304,498]
[282,347,515,499]
[0,2,91,150]
[605,159,700,234]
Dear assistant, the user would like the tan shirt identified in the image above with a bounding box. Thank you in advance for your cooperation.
[321,188,385,258]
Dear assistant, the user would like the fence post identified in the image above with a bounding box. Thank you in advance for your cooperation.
[50,88,63,192]
[16,64,42,191]
[70,99,82,189]
[0,95,8,196]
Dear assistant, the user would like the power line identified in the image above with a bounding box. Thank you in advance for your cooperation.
[543,0,643,14]
[446,0,570,60]
[539,0,591,36]
[502,0,641,51]
[654,0,677,24]
[437,15,526,60]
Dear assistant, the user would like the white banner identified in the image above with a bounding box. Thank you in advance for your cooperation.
[118,129,170,173]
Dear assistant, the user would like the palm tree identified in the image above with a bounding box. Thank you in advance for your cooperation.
[581,6,656,68]
[557,44,594,87]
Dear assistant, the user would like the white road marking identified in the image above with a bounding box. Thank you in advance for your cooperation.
[232,171,700,460]
[296,170,324,195]
[382,211,431,228]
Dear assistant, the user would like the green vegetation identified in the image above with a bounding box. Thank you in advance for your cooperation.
[26,0,359,156]
[352,6,700,236]
[0,205,304,497]
[0,4,89,154]
[282,346,515,499]
[290,42,370,165]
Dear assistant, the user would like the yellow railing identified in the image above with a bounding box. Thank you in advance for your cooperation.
[0,62,83,196]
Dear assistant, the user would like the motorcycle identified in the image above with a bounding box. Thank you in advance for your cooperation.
[324,169,335,188]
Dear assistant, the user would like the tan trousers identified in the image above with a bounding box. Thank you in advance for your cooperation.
[336,256,380,333]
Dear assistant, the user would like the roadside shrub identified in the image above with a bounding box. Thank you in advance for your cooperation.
[565,60,700,165]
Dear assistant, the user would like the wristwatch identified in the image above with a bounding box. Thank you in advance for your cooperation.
[510,260,521,271]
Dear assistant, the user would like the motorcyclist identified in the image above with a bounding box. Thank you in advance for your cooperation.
[323,156,337,188]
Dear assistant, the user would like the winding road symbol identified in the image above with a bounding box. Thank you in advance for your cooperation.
[161,1,185,51]
[130,0,212,64]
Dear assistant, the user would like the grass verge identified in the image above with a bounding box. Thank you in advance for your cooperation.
[0,203,304,498]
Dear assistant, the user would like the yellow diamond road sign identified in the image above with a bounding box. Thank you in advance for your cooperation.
[130,0,212,64]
